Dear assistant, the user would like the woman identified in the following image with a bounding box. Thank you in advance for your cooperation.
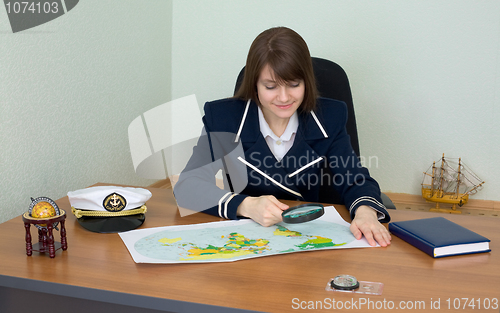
[174,27,391,247]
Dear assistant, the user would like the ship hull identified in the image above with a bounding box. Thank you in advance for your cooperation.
[421,187,469,206]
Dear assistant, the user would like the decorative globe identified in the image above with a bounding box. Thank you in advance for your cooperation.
[31,201,57,219]
[28,197,61,230]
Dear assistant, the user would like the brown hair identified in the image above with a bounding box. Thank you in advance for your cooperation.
[234,27,318,113]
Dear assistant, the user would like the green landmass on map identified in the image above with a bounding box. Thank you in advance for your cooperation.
[273,225,346,249]
[178,232,270,261]
[273,225,303,237]
[153,225,347,261]
[295,236,346,249]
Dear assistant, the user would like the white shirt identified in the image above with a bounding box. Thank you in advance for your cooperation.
[258,106,298,161]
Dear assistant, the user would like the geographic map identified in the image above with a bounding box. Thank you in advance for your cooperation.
[119,206,374,263]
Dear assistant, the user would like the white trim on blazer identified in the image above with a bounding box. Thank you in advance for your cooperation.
[288,157,324,178]
[234,99,251,143]
[223,194,237,219]
[237,156,303,198]
[349,196,386,220]
[218,192,232,218]
[234,100,329,142]
[310,111,328,138]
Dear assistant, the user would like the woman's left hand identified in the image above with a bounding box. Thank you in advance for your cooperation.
[350,205,391,247]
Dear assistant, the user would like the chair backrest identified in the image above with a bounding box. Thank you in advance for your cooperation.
[234,57,360,157]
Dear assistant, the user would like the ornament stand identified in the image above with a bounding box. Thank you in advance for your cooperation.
[22,209,67,258]
[429,202,463,214]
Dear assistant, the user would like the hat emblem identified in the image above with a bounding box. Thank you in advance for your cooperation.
[103,193,127,212]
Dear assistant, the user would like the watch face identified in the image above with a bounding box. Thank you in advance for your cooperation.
[331,275,360,290]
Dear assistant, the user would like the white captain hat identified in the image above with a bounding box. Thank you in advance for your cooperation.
[67,186,152,233]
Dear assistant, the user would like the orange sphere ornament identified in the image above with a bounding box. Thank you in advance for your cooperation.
[31,201,56,219]
[28,197,61,230]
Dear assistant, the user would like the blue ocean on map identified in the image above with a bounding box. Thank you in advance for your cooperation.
[133,220,355,262]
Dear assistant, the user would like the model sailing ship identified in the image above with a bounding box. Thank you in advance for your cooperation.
[422,154,485,213]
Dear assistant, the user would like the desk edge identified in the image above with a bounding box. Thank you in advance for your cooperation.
[0,274,260,313]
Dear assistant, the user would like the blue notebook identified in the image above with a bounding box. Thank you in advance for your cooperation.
[389,217,490,258]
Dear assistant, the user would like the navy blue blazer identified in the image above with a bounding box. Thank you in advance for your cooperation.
[174,97,390,223]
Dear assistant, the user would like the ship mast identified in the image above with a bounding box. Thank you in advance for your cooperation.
[438,153,445,198]
[455,158,462,199]
[431,161,436,196]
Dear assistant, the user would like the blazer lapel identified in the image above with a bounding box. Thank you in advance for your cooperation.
[237,105,304,199]
[234,104,330,200]
[298,110,329,141]
[238,101,260,144]
[282,130,324,178]
[241,134,304,199]
[280,112,328,177]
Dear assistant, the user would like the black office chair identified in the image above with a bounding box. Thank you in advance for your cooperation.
[234,57,395,209]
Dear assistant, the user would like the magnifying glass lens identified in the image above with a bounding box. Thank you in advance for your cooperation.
[283,207,321,218]
[282,204,324,223]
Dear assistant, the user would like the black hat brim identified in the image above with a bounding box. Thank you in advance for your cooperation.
[76,214,145,233]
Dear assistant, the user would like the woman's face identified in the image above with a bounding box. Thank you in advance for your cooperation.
[257,64,304,125]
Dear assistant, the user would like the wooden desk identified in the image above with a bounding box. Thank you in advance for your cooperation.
[0,186,499,313]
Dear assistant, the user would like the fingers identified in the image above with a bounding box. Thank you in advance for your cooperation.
[259,196,287,226]
[267,195,289,211]
[364,226,388,247]
[357,225,391,247]
[374,227,392,247]
[351,207,392,247]
[237,196,288,227]
[363,229,377,247]
[349,223,363,240]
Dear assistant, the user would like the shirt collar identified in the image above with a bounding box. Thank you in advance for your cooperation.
[258,106,299,141]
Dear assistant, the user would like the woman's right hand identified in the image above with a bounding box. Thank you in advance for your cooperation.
[236,195,289,227]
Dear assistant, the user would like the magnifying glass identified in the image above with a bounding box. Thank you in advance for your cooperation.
[282,204,324,224]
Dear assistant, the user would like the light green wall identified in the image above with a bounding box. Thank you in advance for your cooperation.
[0,0,172,223]
[1,1,499,224]
[171,0,500,202]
